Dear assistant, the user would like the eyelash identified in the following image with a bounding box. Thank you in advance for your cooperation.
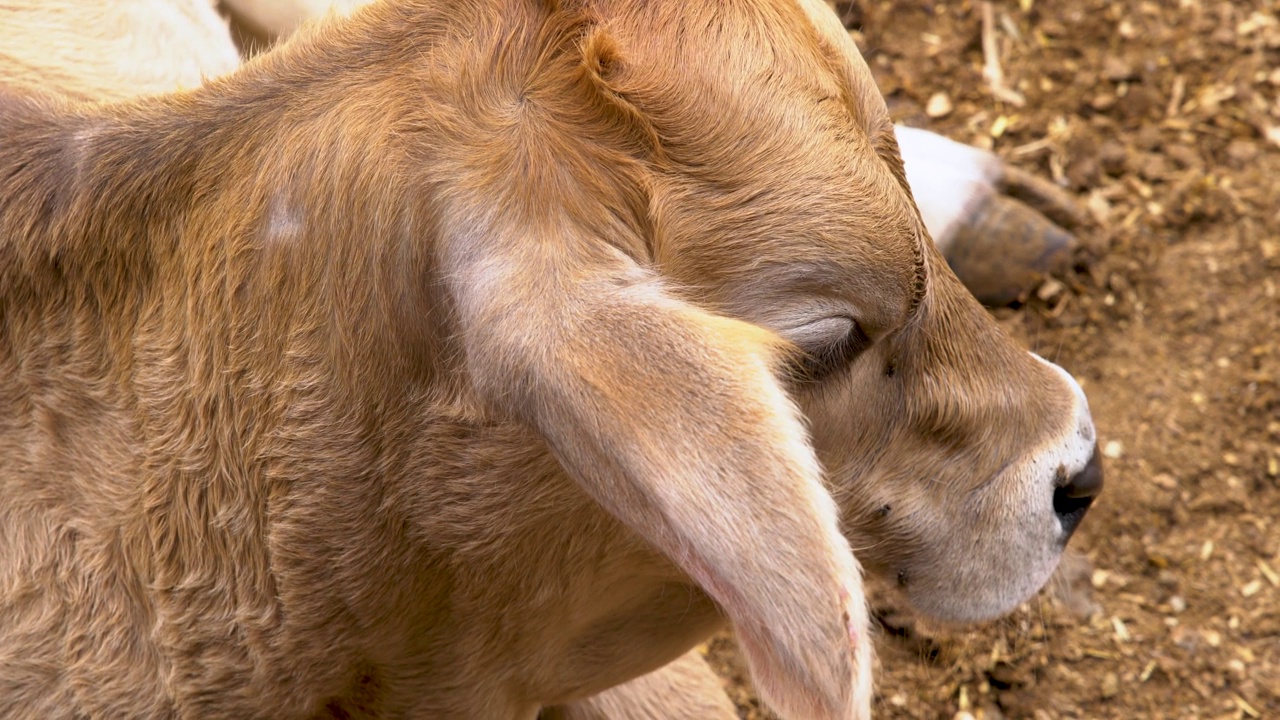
[790,320,872,384]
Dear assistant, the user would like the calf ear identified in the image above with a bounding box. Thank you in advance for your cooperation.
[443,219,872,720]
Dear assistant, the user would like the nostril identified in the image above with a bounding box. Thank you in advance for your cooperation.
[1052,489,1093,536]
[1060,448,1104,499]
[1054,448,1103,539]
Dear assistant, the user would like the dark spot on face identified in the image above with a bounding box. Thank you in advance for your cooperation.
[896,569,909,587]
[884,360,896,378]
[1054,464,1068,486]
[876,504,892,519]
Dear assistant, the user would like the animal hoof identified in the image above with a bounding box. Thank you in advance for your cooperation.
[942,194,1078,307]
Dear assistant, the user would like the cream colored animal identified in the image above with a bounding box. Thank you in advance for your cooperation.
[0,1,1102,718]
[221,0,372,39]
[0,0,238,100]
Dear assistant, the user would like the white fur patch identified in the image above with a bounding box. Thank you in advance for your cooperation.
[265,194,304,246]
[1032,352,1098,537]
[893,125,1003,252]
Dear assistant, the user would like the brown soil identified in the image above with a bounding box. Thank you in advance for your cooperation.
[707,1,1280,718]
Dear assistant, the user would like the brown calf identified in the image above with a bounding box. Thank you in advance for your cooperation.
[0,1,1101,717]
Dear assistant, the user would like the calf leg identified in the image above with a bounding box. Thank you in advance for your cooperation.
[543,650,736,720]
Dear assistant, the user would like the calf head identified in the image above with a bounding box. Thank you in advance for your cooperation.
[537,0,1102,619]
[415,0,1097,715]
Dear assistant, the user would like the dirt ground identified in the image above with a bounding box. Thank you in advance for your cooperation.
[705,1,1280,718]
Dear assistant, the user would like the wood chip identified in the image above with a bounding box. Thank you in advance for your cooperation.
[1200,540,1214,561]
[1166,74,1186,117]
[1258,560,1280,587]
[1111,616,1131,643]
[981,2,1026,106]
[1236,696,1261,719]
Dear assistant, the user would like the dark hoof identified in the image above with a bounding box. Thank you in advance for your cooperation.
[942,194,1078,306]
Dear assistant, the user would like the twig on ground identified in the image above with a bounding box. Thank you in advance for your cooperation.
[981,1,1026,107]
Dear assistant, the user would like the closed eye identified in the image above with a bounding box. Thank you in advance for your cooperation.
[785,316,872,384]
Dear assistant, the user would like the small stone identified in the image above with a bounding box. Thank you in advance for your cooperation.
[1237,11,1278,36]
[980,702,1007,720]
[1136,153,1170,181]
[1067,156,1101,190]
[1169,595,1187,613]
[1134,125,1164,151]
[1036,278,1066,301]
[1103,57,1137,82]
[926,92,954,118]
[1171,625,1198,651]
[1086,192,1112,224]
[1098,140,1128,175]
[1100,672,1120,698]
[1102,440,1124,459]
[1241,580,1263,597]
[1226,139,1260,165]
[1166,143,1202,169]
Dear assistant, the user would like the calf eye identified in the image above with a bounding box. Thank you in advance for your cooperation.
[786,316,872,383]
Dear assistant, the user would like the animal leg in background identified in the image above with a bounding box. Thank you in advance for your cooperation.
[895,125,1088,306]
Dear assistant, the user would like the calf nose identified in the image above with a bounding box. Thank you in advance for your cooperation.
[1053,448,1103,540]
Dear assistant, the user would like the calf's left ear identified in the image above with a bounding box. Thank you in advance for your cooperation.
[441,211,872,719]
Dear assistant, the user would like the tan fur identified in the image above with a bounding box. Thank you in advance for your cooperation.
[544,649,737,720]
[0,1,1097,718]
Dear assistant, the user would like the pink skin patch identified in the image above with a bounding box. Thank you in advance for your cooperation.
[839,585,859,647]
